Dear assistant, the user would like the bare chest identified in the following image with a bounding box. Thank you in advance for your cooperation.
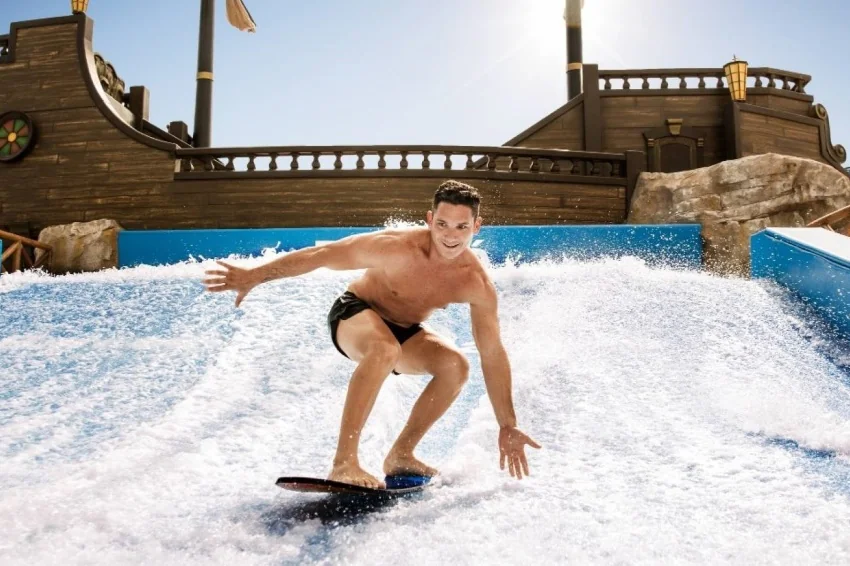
[381,260,468,310]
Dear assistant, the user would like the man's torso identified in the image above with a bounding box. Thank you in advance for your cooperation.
[346,229,482,326]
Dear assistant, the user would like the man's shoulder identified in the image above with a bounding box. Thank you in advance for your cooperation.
[459,252,496,304]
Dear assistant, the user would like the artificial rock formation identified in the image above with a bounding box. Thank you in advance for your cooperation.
[627,154,850,275]
[37,219,123,274]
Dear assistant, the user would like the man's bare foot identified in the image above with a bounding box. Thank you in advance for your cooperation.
[328,462,385,489]
[383,450,439,477]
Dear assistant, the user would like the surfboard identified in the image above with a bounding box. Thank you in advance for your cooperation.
[276,474,432,496]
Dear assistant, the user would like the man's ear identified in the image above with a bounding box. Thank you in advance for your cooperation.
[474,216,483,234]
[426,210,434,225]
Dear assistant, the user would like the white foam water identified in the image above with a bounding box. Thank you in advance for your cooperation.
[1,253,850,565]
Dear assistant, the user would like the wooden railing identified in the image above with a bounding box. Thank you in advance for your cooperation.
[0,229,52,274]
[175,145,630,180]
[598,67,810,93]
[807,205,850,236]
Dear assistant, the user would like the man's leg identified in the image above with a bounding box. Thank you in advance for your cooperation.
[331,310,402,489]
[383,330,470,477]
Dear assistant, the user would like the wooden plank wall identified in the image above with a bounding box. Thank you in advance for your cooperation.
[738,111,824,163]
[169,178,626,229]
[598,93,727,166]
[0,20,626,234]
[0,21,177,236]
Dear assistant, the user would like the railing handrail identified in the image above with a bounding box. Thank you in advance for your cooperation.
[0,229,51,250]
[175,144,626,162]
[597,66,811,93]
[807,204,850,232]
[598,67,810,81]
[0,229,52,274]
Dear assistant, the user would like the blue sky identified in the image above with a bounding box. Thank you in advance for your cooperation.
[3,0,849,153]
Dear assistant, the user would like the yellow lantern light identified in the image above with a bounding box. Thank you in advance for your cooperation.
[71,0,89,14]
[723,56,748,102]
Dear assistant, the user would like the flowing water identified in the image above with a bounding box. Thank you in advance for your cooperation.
[2,249,850,565]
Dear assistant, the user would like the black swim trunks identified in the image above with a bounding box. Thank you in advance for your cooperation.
[327,291,423,375]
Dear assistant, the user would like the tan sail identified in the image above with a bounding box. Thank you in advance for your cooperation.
[226,0,257,33]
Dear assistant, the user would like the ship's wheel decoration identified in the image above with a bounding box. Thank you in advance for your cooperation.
[0,111,36,163]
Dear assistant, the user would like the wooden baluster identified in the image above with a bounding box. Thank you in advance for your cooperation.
[444,152,452,170]
[768,74,776,88]
[549,159,561,173]
[312,153,321,169]
[182,158,193,172]
[422,151,430,169]
[508,156,518,171]
[603,77,611,90]
[697,76,706,89]
[400,151,409,169]
[378,151,386,169]
[356,151,365,169]
[466,153,474,169]
[781,76,790,90]
[487,154,497,170]
[716,74,724,88]
[269,153,278,171]
[621,75,630,90]
[660,76,668,89]
[247,155,256,171]
[754,73,763,87]
[290,152,299,170]
[612,161,622,177]
[204,157,214,171]
[642,76,649,89]
[226,156,235,171]
[679,76,687,89]
[334,152,343,170]
[529,157,540,172]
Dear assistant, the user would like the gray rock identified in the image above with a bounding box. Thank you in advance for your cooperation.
[627,154,850,275]
[37,219,123,274]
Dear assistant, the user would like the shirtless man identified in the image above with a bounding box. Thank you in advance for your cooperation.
[203,180,540,488]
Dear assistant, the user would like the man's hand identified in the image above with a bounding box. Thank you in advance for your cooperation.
[203,260,260,307]
[499,426,541,480]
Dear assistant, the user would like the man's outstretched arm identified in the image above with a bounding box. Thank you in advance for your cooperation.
[469,275,541,479]
[203,230,395,306]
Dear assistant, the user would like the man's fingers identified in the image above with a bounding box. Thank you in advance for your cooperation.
[508,458,515,478]
[216,260,235,270]
[206,285,230,293]
[203,277,227,286]
[513,456,523,479]
[520,453,530,477]
[235,291,247,307]
[204,269,229,277]
[500,450,506,471]
[525,435,542,449]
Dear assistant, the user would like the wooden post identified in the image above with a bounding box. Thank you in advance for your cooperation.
[724,101,742,160]
[168,121,191,143]
[582,64,601,151]
[128,85,150,130]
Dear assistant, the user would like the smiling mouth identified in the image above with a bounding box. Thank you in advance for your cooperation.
[443,242,460,249]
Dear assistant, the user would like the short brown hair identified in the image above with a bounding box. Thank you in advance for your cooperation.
[433,180,481,217]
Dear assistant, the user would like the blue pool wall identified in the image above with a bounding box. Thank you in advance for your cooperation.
[751,227,850,337]
[117,224,704,269]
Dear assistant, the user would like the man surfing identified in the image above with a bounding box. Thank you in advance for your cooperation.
[203,180,541,489]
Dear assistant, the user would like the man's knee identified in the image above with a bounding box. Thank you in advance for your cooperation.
[435,350,469,389]
[365,339,402,370]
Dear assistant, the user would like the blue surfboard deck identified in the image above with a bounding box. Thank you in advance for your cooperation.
[276,475,432,496]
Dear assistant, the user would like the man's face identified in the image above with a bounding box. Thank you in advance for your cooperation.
[426,202,481,259]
